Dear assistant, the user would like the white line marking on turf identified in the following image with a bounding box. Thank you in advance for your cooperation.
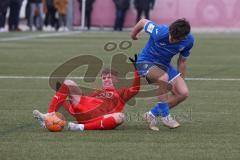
[0,31,82,42]
[186,78,240,81]
[0,76,240,81]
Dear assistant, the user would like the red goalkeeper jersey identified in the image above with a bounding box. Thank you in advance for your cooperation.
[67,70,140,123]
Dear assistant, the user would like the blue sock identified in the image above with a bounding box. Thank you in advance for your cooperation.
[150,102,170,117]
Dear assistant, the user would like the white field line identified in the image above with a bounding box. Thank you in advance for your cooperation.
[186,78,240,81]
[0,31,82,42]
[0,76,240,81]
[1,29,240,42]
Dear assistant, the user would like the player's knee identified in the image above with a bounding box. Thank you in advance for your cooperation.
[157,74,168,82]
[113,113,125,124]
[180,89,189,100]
[64,80,77,86]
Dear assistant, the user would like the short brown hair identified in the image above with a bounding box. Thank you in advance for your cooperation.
[169,18,191,41]
[101,68,118,77]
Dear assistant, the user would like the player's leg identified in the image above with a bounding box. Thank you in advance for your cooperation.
[68,112,125,131]
[63,80,82,106]
[166,65,189,108]
[33,80,82,127]
[84,112,125,130]
[48,79,82,112]
[103,112,125,124]
[32,110,54,128]
[137,62,180,130]
[147,65,180,129]
[168,76,189,108]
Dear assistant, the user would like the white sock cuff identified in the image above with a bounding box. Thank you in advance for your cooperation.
[148,111,156,117]
[76,123,84,131]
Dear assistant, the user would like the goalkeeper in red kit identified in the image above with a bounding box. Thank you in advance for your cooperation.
[33,57,140,131]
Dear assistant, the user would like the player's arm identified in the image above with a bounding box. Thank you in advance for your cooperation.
[177,56,187,79]
[178,41,194,79]
[128,54,140,96]
[131,69,141,94]
[122,70,140,101]
[120,55,141,101]
[131,18,150,40]
[132,19,165,41]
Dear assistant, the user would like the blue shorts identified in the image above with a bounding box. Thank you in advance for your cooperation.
[136,61,180,82]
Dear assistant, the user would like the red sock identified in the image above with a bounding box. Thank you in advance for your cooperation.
[48,83,69,113]
[84,117,118,130]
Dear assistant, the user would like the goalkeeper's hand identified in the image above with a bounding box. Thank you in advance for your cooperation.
[129,54,138,70]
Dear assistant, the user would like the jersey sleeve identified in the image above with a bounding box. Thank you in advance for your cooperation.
[180,37,194,58]
[120,70,140,102]
[144,21,168,41]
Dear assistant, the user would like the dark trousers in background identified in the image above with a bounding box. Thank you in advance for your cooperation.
[114,9,127,31]
[0,11,8,28]
[8,0,22,31]
[30,3,44,30]
[85,10,93,29]
[136,9,150,23]
[44,5,56,27]
[59,15,66,27]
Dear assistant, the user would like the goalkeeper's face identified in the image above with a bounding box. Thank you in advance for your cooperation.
[101,73,118,89]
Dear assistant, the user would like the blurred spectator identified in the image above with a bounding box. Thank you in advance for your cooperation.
[25,0,31,27]
[78,0,95,30]
[134,0,155,23]
[8,0,23,31]
[29,0,44,31]
[44,0,57,31]
[113,0,130,31]
[54,0,68,31]
[0,0,10,32]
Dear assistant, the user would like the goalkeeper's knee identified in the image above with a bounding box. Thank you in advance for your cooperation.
[105,112,125,124]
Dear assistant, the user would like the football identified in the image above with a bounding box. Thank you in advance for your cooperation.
[45,112,66,132]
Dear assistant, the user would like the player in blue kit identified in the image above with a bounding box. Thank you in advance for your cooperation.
[131,18,194,130]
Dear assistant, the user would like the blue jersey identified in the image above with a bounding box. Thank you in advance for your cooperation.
[137,21,194,68]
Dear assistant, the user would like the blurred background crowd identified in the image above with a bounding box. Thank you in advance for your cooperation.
[0,0,155,32]
[0,0,240,32]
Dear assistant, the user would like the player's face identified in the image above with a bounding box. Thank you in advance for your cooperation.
[101,73,117,89]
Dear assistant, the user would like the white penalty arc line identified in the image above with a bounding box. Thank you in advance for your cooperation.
[0,76,240,81]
